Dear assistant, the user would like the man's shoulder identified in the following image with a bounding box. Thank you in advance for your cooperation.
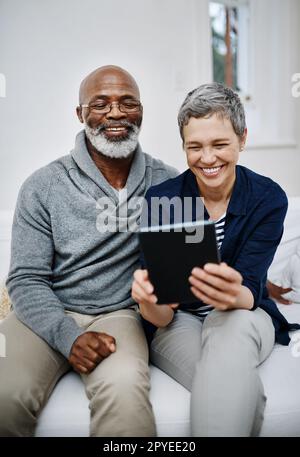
[143,151,179,181]
[21,154,72,191]
[18,155,74,209]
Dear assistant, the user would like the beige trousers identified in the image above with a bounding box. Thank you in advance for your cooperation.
[0,309,156,437]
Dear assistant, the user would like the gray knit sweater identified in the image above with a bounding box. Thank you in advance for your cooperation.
[6,131,178,358]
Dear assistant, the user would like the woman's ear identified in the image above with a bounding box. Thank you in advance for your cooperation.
[240,128,248,151]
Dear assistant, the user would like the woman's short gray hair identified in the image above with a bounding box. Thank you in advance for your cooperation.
[178,83,246,140]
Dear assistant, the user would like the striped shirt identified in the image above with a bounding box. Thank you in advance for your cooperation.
[187,212,226,319]
[215,212,226,249]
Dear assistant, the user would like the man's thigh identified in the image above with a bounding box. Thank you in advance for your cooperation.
[78,309,152,415]
[150,311,203,391]
[79,309,149,386]
[0,311,70,422]
[72,309,156,436]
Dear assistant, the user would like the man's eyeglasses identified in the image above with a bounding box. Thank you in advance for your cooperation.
[80,100,142,114]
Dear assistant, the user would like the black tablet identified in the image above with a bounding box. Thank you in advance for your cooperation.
[139,220,221,304]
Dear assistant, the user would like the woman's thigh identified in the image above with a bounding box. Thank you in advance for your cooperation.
[150,311,203,391]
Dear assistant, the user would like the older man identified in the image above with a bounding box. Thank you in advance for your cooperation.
[0,65,178,437]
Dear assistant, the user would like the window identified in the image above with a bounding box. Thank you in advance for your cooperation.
[209,0,250,98]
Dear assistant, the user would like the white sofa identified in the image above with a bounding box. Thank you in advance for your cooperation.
[1,198,300,437]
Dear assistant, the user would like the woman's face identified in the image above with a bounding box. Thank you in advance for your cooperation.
[183,113,246,193]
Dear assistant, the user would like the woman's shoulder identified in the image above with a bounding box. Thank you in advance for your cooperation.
[238,165,288,206]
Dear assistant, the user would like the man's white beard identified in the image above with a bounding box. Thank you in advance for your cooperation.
[84,122,140,159]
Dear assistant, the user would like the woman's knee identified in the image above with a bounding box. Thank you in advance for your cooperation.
[204,308,256,333]
[201,309,265,355]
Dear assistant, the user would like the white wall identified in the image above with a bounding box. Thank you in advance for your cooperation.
[293,0,300,151]
[0,0,299,215]
[0,0,211,211]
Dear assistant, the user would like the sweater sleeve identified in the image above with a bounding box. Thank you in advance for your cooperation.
[6,168,85,358]
[233,187,288,308]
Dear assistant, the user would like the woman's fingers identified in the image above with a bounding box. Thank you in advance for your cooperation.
[190,286,232,310]
[201,263,242,283]
[190,267,241,296]
[189,276,236,307]
[133,269,154,294]
[132,273,157,305]
[189,263,243,309]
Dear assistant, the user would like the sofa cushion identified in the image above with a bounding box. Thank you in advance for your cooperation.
[271,242,300,304]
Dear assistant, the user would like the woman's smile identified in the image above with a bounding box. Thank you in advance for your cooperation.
[199,164,226,178]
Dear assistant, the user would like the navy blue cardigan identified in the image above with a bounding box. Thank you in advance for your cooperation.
[141,165,300,345]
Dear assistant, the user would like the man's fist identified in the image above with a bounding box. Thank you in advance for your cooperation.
[68,331,116,375]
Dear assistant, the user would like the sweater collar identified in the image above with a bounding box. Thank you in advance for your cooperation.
[70,130,146,202]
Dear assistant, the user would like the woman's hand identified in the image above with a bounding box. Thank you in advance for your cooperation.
[189,262,252,311]
[132,269,179,327]
[132,269,159,306]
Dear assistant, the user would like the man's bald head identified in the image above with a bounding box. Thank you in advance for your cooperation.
[79,65,140,105]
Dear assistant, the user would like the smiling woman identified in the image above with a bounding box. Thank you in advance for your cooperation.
[179,83,246,222]
[183,115,245,218]
[132,82,300,437]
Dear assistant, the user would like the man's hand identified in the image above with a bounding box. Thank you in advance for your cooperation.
[267,280,293,305]
[68,331,116,375]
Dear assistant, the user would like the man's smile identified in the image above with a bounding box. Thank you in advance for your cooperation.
[97,121,134,140]
[103,126,129,139]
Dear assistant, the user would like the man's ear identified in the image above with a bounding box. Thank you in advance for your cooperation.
[76,106,84,123]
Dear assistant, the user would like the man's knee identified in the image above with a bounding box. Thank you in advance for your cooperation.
[88,357,151,400]
[86,357,155,437]
[0,383,36,436]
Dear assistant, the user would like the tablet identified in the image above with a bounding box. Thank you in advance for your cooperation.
[139,220,221,304]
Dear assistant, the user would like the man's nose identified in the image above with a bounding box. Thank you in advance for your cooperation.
[106,103,127,120]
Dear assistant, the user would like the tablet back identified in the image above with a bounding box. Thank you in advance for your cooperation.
[139,221,220,304]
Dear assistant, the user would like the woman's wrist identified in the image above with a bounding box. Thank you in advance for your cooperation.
[139,302,175,327]
[234,285,254,310]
